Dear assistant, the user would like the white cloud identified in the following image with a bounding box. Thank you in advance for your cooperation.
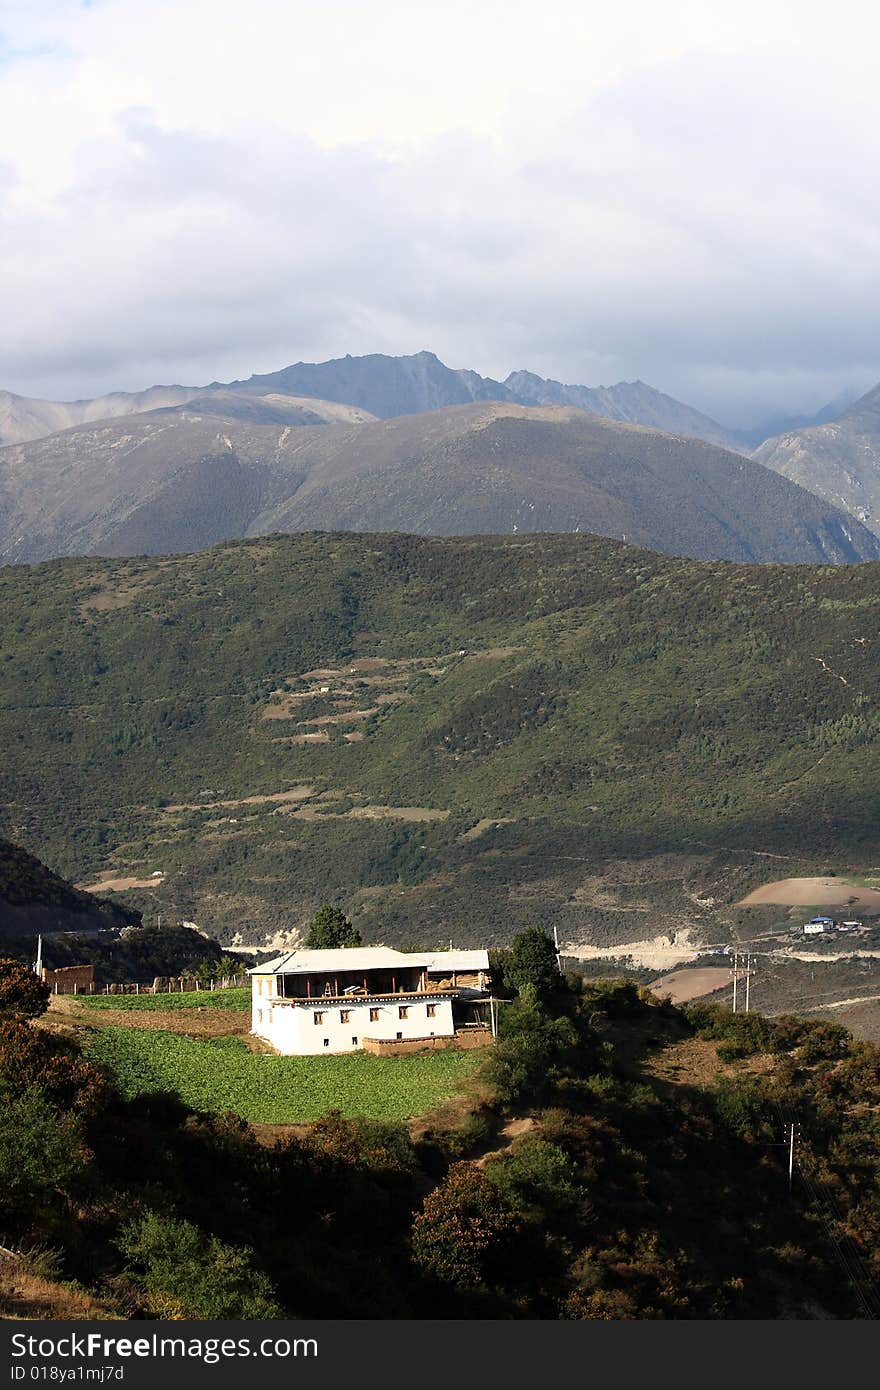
[1,0,879,422]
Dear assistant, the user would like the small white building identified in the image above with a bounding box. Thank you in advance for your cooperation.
[249,946,490,1055]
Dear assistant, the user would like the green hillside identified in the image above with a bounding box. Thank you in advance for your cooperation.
[2,530,880,946]
[0,836,138,957]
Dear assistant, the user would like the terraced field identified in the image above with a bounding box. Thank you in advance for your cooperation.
[85,1027,485,1122]
[81,987,251,1012]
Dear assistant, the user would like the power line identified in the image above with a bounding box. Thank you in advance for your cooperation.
[770,1096,880,1318]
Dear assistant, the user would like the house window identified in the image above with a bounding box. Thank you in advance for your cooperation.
[351,1037,358,1046]
[396,1031,403,1040]
[369,1008,379,1022]
[340,1009,350,1023]
[313,1011,323,1025]
[426,1004,436,1018]
[398,1006,409,1019]
[324,1038,330,1047]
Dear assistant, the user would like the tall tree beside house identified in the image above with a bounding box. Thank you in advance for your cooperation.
[305,904,362,950]
[506,927,560,1002]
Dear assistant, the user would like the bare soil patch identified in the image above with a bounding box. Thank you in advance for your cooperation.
[45,997,250,1040]
[738,877,880,914]
[261,693,315,718]
[814,997,880,1043]
[460,817,513,841]
[474,1116,536,1167]
[646,1036,775,1091]
[163,786,315,813]
[651,967,733,1004]
[564,928,701,971]
[349,805,450,823]
[297,706,379,726]
[78,871,164,892]
[462,646,525,661]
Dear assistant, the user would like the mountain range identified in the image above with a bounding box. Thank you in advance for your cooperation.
[3,348,879,568]
[0,350,744,450]
[755,383,880,539]
[1,398,876,566]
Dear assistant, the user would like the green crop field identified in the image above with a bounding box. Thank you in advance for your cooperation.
[81,987,251,1012]
[85,1026,485,1122]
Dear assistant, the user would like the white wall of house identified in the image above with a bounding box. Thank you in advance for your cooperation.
[253,993,455,1055]
[251,973,278,1036]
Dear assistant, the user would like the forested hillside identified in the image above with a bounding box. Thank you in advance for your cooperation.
[0,838,138,955]
[2,532,880,946]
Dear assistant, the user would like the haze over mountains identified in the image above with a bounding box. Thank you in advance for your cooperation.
[2,348,879,568]
[0,350,747,450]
[755,383,880,539]
[1,397,877,567]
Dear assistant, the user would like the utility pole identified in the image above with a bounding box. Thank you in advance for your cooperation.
[745,952,752,1012]
[732,951,739,1012]
[553,924,562,973]
[788,1121,797,1192]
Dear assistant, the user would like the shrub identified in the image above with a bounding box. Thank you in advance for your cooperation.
[411,1163,523,1293]
[684,1001,773,1056]
[483,1003,580,1105]
[485,1135,587,1223]
[797,1021,850,1063]
[0,958,49,1021]
[0,1086,88,1223]
[117,1211,283,1319]
[0,1021,110,1117]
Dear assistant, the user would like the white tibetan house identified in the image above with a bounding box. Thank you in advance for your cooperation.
[249,946,490,1055]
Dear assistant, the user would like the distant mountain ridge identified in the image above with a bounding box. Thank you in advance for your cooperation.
[502,369,742,451]
[1,399,876,567]
[727,393,857,451]
[0,350,746,451]
[220,350,748,451]
[754,383,880,539]
[0,384,198,447]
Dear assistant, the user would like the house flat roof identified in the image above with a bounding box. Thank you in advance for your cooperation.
[249,946,430,976]
[423,950,490,972]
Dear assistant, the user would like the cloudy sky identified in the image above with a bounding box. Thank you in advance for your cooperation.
[1,0,878,425]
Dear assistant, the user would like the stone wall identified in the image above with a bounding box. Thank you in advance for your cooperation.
[42,964,95,994]
[362,1028,492,1056]
[151,975,201,993]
